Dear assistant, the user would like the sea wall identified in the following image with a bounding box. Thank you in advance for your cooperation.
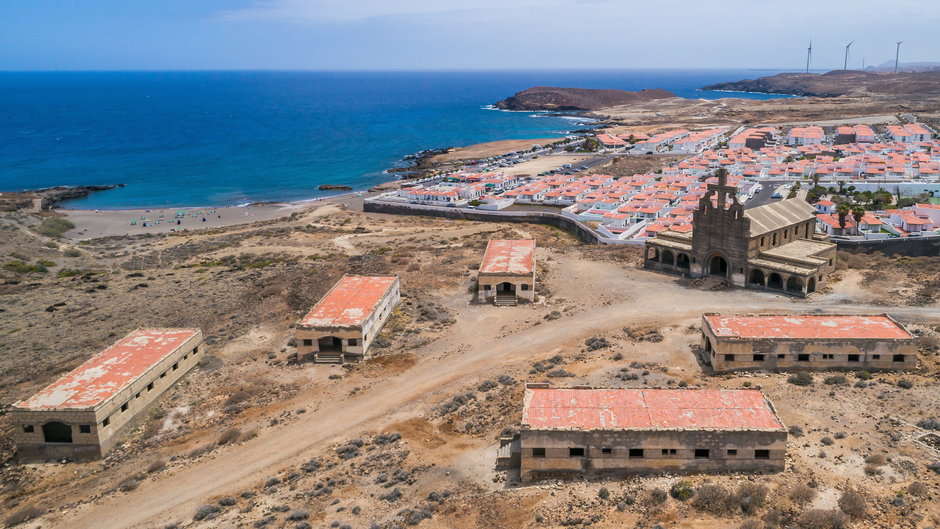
[835,236,940,257]
[363,201,601,244]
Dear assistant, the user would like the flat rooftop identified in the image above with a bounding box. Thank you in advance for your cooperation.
[523,387,784,432]
[704,314,912,340]
[480,239,536,275]
[299,275,397,328]
[16,328,200,411]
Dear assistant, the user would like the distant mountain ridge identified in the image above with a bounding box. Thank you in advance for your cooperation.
[702,70,940,97]
[494,86,675,111]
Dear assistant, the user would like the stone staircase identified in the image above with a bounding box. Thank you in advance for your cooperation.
[314,352,343,364]
[494,295,518,307]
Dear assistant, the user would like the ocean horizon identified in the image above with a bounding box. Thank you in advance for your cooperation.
[0,69,793,209]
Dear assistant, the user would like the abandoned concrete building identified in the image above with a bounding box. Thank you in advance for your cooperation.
[508,384,786,483]
[477,239,536,306]
[701,313,918,371]
[645,171,836,296]
[295,275,400,363]
[11,328,204,462]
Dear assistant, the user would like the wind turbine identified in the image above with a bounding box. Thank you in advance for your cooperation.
[842,39,856,70]
[895,41,905,73]
[805,40,813,73]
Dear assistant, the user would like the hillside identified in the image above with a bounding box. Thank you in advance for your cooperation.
[703,69,940,97]
[494,86,675,111]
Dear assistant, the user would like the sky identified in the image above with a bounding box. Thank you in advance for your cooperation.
[1,0,938,71]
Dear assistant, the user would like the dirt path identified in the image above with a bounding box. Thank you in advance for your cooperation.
[48,260,937,528]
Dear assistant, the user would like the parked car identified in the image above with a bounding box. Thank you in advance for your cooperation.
[770,192,783,199]
[446,203,457,207]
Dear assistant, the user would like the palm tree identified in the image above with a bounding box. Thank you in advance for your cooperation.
[851,206,865,236]
[836,203,851,233]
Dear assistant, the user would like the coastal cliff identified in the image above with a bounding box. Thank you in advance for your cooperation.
[494,86,675,111]
[702,70,940,97]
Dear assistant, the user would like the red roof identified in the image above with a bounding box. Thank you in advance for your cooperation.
[300,275,398,327]
[16,328,201,410]
[480,239,535,275]
[523,388,784,431]
[704,314,912,340]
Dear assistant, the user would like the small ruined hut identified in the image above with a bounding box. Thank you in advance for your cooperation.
[505,384,786,483]
[11,328,204,462]
[645,170,836,296]
[295,275,400,363]
[477,239,536,306]
[701,313,918,371]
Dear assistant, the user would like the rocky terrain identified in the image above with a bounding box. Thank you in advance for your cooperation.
[702,69,940,98]
[494,87,675,111]
[0,195,938,529]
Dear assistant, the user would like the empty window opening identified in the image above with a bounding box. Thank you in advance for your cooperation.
[872,354,880,359]
[42,422,73,443]
[569,447,585,458]
[777,354,785,359]
[302,339,313,347]
[521,284,530,291]
[172,362,179,371]
[755,450,770,459]
[79,425,92,434]
[724,354,735,362]
[847,354,860,362]
[893,354,905,363]
[135,392,141,399]
[160,371,166,378]
[694,449,710,459]
[147,382,154,391]
[532,448,545,458]
[727,449,738,456]
[348,338,359,346]
[661,448,677,456]
[797,354,810,362]
[183,353,188,360]
[102,417,110,427]
[121,402,129,412]
[629,449,644,458]
[193,346,199,354]
[753,354,765,362]
[822,354,834,360]
[601,447,612,455]
[23,425,34,433]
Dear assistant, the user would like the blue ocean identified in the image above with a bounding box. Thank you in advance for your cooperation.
[0,70,790,209]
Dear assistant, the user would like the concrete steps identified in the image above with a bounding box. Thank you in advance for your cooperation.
[314,353,343,363]
[494,296,518,307]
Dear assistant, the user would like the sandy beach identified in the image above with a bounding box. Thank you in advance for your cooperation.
[59,191,372,240]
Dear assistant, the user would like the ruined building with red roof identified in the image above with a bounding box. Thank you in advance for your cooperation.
[503,384,786,482]
[701,313,917,371]
[644,170,836,296]
[11,328,204,462]
[477,239,536,306]
[295,275,400,363]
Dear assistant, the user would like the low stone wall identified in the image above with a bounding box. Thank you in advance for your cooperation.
[363,201,602,244]
[835,236,940,257]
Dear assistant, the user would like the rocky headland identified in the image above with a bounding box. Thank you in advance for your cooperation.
[703,69,940,97]
[494,86,675,111]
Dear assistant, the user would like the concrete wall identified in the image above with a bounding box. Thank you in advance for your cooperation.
[520,428,786,483]
[363,200,601,244]
[702,331,918,372]
[295,279,400,362]
[478,272,536,303]
[836,236,940,258]
[12,332,204,462]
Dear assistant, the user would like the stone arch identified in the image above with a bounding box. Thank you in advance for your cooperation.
[768,272,783,290]
[749,269,765,286]
[42,421,72,443]
[786,276,803,293]
[807,276,816,293]
[646,247,658,260]
[676,253,690,270]
[661,249,675,266]
[707,254,729,278]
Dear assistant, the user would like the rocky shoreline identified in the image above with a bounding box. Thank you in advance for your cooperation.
[0,184,124,212]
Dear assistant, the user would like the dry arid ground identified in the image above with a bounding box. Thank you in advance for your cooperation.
[0,200,938,529]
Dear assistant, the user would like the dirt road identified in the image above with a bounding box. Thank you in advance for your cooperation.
[48,257,937,528]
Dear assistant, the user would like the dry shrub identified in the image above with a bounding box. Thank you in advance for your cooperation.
[907,481,928,497]
[789,484,817,505]
[796,509,848,529]
[217,428,242,446]
[690,484,733,515]
[837,491,867,518]
[146,459,167,473]
[735,482,769,514]
[3,505,45,527]
[739,520,763,529]
[864,453,886,465]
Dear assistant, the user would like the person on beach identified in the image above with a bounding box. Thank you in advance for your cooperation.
[177,219,181,225]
